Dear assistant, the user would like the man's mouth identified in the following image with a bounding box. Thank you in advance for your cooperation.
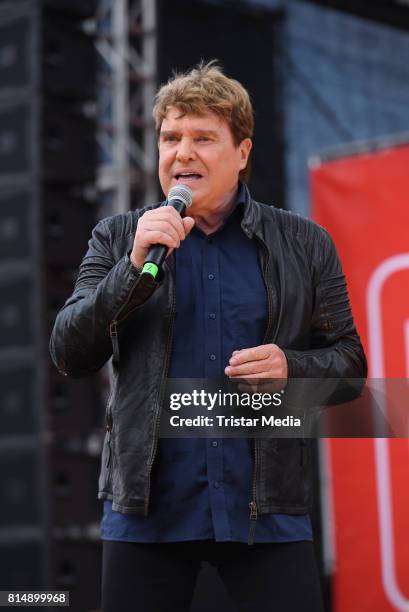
[174,172,203,181]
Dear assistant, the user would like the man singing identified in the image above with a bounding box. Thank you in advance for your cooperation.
[50,62,366,612]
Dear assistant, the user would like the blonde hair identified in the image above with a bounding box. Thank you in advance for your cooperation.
[153,60,254,182]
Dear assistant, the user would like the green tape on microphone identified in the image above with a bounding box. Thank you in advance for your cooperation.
[142,262,159,278]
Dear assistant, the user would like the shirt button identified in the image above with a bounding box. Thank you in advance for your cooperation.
[207,237,213,244]
[213,481,220,489]
[211,440,218,447]
[209,313,216,320]
[209,354,216,361]
[208,273,214,280]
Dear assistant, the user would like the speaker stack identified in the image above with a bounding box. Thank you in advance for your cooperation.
[0,1,103,609]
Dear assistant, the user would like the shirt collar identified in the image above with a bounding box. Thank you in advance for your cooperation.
[191,182,247,238]
[216,181,246,228]
[236,181,247,208]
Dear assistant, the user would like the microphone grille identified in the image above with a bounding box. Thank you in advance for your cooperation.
[167,184,193,208]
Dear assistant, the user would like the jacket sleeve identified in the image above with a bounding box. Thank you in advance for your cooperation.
[49,216,159,378]
[283,226,367,386]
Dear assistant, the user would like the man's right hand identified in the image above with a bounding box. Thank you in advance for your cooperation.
[130,206,195,270]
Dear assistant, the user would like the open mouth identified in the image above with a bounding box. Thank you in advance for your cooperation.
[174,172,203,181]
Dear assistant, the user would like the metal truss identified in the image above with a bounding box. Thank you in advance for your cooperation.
[95,0,157,215]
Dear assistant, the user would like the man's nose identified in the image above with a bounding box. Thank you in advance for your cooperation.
[176,137,196,162]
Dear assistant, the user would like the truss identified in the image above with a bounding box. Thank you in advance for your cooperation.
[95,0,157,215]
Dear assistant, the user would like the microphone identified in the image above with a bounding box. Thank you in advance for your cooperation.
[142,184,193,278]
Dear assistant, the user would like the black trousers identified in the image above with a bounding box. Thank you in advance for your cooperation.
[101,539,324,612]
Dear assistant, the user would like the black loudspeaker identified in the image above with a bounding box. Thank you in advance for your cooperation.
[43,0,98,19]
[44,188,96,268]
[51,452,101,526]
[0,273,35,347]
[0,11,30,89]
[52,541,102,611]
[0,449,43,526]
[0,189,32,260]
[43,104,96,182]
[0,359,103,439]
[0,544,45,590]
[0,100,30,176]
[0,3,102,609]
[43,15,97,99]
[0,366,38,436]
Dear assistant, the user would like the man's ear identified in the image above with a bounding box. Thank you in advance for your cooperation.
[239,138,252,169]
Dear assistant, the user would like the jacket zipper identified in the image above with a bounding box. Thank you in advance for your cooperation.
[144,261,176,516]
[248,445,259,545]
[247,233,274,545]
[109,272,148,361]
[105,406,113,486]
[109,321,120,362]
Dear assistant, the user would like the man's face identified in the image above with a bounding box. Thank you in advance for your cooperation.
[158,107,252,213]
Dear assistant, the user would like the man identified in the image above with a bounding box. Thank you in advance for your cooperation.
[50,62,367,612]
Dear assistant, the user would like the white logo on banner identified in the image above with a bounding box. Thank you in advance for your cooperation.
[367,253,409,611]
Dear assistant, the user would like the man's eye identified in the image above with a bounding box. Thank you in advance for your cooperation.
[197,137,210,142]
[162,136,178,142]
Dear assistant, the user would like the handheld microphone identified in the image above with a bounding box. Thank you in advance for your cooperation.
[142,184,193,278]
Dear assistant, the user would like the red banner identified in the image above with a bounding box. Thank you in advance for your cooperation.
[311,143,409,612]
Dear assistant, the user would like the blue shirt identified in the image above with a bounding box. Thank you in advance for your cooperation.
[101,185,312,543]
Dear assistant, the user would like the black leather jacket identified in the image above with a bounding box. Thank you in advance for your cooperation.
[50,187,367,527]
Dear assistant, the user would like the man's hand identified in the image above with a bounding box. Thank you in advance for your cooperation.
[224,344,288,389]
[130,207,195,270]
